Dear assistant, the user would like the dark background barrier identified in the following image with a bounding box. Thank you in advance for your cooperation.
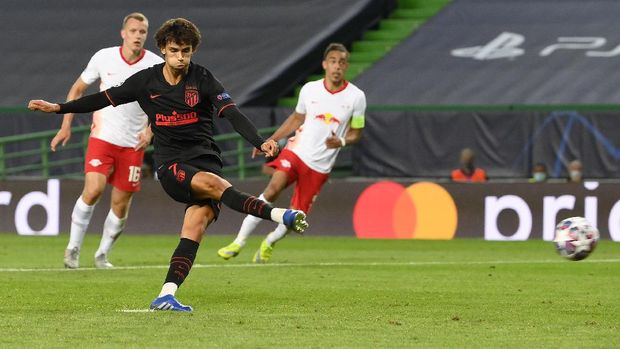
[2,179,620,241]
[11,108,620,180]
[353,110,620,178]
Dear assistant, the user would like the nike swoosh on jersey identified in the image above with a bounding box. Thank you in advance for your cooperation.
[149,94,161,99]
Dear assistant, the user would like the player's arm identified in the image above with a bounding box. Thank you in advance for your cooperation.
[206,72,276,156]
[29,73,142,115]
[325,92,366,149]
[28,92,111,114]
[135,124,153,151]
[269,82,307,143]
[325,126,363,149]
[268,111,305,143]
[325,93,366,149]
[221,106,278,157]
[50,78,91,151]
[325,125,363,149]
[250,111,304,158]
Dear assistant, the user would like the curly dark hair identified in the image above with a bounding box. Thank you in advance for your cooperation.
[154,18,201,50]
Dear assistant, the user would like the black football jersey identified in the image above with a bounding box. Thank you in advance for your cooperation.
[106,62,235,167]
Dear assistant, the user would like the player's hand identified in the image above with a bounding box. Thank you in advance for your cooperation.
[50,128,71,152]
[28,100,60,113]
[259,139,279,158]
[251,147,263,159]
[135,126,153,151]
[325,131,345,149]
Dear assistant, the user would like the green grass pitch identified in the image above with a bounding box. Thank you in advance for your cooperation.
[0,234,618,348]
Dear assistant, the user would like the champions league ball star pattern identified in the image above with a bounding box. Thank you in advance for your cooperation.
[553,216,599,261]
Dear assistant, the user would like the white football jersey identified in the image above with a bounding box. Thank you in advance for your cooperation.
[80,46,163,147]
[287,79,366,173]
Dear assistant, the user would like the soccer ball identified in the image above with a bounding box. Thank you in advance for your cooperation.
[553,217,599,261]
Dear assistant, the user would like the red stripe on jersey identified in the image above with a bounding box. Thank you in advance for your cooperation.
[323,79,349,94]
[103,90,116,106]
[119,47,146,66]
[217,103,236,118]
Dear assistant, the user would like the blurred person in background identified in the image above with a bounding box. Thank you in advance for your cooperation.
[529,162,548,183]
[568,159,583,182]
[451,148,487,182]
[52,12,163,269]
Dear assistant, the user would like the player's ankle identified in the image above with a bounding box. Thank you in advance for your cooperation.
[270,208,286,224]
[158,282,178,297]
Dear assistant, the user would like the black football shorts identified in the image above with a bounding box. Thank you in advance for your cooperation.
[156,155,224,218]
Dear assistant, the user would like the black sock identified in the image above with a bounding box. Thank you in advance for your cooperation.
[164,238,200,287]
[220,186,273,220]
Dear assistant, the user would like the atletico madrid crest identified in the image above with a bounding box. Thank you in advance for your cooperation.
[185,89,199,107]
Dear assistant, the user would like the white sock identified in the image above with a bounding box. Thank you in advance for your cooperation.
[234,194,270,247]
[270,208,286,224]
[95,210,126,257]
[266,224,290,246]
[66,196,95,250]
[158,282,178,297]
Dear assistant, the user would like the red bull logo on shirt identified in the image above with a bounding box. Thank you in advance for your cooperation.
[315,113,341,125]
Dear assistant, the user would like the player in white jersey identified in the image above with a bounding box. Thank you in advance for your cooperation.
[51,13,163,269]
[218,43,366,263]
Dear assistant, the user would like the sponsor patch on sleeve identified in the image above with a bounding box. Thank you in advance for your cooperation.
[216,92,232,101]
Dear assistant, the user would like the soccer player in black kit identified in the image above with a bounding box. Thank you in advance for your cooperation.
[29,18,308,312]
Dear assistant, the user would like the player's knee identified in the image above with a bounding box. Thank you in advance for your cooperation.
[82,188,104,205]
[110,193,133,217]
[111,203,130,219]
[192,172,230,196]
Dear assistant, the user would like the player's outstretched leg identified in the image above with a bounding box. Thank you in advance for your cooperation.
[94,209,125,268]
[219,187,308,234]
[64,196,96,269]
[253,224,289,264]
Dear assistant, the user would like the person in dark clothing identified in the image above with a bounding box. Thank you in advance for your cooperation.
[28,18,308,312]
[451,148,487,182]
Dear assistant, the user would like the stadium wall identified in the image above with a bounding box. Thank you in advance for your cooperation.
[6,107,620,180]
[2,179,620,241]
[352,109,620,179]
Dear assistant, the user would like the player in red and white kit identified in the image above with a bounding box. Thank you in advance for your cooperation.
[218,43,366,263]
[52,13,163,269]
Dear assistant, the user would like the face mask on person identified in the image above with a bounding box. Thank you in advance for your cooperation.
[533,172,546,182]
[570,170,582,182]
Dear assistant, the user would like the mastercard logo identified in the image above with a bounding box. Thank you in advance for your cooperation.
[353,181,458,239]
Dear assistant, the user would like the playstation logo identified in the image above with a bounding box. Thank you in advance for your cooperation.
[451,32,525,60]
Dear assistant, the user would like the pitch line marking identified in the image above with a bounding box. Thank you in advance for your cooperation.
[117,309,152,313]
[1,258,620,273]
